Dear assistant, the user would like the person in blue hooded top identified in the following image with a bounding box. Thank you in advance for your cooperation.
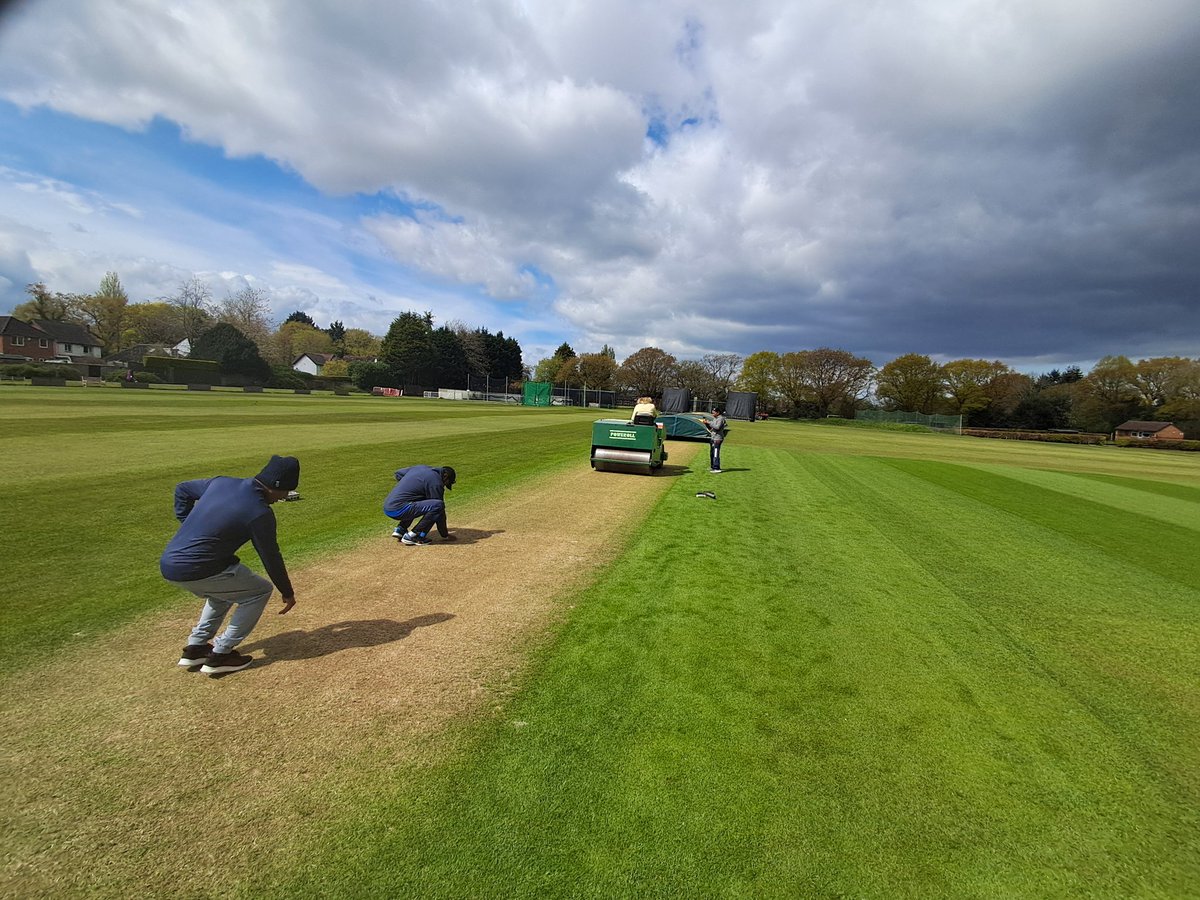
[382,464,458,545]
[160,454,300,675]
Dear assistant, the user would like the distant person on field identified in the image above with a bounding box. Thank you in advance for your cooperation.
[383,464,457,545]
[702,407,727,473]
[631,396,660,425]
[160,455,300,675]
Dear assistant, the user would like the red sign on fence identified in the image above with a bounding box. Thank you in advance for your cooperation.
[371,387,402,397]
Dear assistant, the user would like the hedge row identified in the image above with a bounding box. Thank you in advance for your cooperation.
[962,429,1107,445]
[1114,438,1200,452]
[0,363,82,379]
[142,356,222,383]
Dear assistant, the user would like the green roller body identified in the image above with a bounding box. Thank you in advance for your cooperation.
[590,419,668,474]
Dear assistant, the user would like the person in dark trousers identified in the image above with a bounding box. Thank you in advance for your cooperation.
[383,464,457,545]
[160,455,300,675]
[702,407,727,473]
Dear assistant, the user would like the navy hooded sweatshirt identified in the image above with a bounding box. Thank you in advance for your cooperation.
[159,476,293,596]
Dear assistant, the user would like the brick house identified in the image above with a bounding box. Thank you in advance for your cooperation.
[30,319,104,361]
[0,315,55,361]
[1114,420,1186,441]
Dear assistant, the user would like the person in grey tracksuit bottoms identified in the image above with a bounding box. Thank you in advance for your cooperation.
[160,454,300,675]
[702,407,727,473]
[383,464,457,545]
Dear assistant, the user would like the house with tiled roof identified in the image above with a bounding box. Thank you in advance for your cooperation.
[30,319,103,362]
[292,352,335,375]
[1113,420,1185,441]
[0,315,54,361]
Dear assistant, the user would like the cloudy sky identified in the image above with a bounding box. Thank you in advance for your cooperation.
[1,0,1197,371]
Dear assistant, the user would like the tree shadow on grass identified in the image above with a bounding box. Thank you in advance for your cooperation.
[242,613,455,667]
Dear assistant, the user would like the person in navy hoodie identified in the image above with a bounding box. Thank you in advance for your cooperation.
[382,464,457,545]
[160,455,300,675]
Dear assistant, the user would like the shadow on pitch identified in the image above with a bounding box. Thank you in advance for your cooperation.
[243,613,455,666]
[655,464,694,477]
[439,527,504,545]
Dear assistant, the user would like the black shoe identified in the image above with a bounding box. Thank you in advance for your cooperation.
[200,650,254,675]
[178,642,214,667]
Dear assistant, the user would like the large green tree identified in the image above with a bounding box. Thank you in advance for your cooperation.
[430,326,468,388]
[76,272,130,352]
[191,322,271,382]
[125,301,187,345]
[875,353,944,413]
[284,310,317,328]
[735,351,782,410]
[341,328,382,359]
[617,347,677,397]
[12,282,79,322]
[1131,356,1193,410]
[380,311,435,385]
[534,341,580,383]
[575,352,618,391]
[941,359,1013,419]
[786,347,875,417]
[1072,355,1141,432]
[268,321,334,367]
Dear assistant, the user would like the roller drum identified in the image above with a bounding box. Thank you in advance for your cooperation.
[592,447,653,473]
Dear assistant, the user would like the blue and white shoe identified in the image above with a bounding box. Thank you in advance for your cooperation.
[401,531,431,545]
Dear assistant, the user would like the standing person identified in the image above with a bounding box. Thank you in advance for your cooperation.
[160,455,300,675]
[702,407,727,473]
[383,464,457,545]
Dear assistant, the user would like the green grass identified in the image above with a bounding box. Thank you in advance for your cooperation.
[4,392,1198,896]
[0,387,599,674]
[255,434,1199,898]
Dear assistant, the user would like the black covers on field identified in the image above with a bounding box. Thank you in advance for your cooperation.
[661,388,692,413]
[725,391,758,421]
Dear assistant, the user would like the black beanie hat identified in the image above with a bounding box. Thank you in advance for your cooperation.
[256,455,300,491]
[441,465,456,489]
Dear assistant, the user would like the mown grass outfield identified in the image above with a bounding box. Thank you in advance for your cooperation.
[2,385,1198,898]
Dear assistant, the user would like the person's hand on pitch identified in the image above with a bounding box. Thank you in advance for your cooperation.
[279,594,296,614]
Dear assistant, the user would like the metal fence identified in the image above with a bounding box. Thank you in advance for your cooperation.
[857,409,963,433]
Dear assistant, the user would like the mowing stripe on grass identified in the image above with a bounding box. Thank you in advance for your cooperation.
[260,446,1198,898]
[956,463,1200,531]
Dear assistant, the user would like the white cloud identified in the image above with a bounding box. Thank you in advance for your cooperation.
[1,0,1197,363]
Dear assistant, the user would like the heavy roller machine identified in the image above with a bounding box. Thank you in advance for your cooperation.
[590,418,668,475]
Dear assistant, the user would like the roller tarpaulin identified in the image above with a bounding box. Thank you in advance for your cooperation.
[725,391,758,421]
[661,388,691,413]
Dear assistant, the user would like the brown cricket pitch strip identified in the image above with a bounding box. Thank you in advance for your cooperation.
[0,445,699,898]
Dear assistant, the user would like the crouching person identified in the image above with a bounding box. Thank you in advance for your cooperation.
[384,464,457,545]
[161,455,300,675]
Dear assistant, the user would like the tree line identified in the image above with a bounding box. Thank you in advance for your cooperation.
[10,276,523,392]
[11,276,1197,432]
[538,344,1200,435]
